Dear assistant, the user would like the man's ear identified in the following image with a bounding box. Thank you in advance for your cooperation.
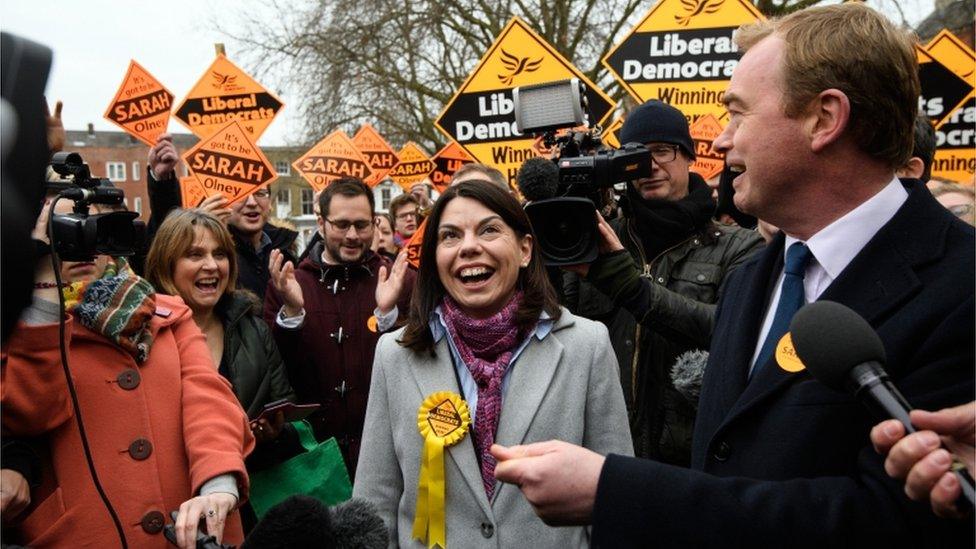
[805,89,851,153]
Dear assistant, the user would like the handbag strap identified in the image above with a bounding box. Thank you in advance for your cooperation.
[293,420,319,452]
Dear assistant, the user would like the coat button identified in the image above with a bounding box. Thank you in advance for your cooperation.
[656,277,665,284]
[480,522,494,538]
[692,238,700,246]
[696,273,706,282]
[714,441,731,462]
[141,510,165,534]
[117,369,141,390]
[129,438,153,460]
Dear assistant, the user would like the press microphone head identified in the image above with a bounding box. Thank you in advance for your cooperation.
[517,156,559,202]
[789,301,887,391]
[330,498,389,549]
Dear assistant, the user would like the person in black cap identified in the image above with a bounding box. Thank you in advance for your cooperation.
[562,99,763,465]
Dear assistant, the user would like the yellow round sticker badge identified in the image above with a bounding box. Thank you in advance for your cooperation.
[413,392,470,549]
[776,332,806,373]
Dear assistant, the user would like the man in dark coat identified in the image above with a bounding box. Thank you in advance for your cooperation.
[263,177,414,477]
[491,4,974,547]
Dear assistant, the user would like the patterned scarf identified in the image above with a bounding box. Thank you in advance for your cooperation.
[440,291,531,499]
[63,257,157,363]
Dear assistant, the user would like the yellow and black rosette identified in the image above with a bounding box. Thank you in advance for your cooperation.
[412,391,470,549]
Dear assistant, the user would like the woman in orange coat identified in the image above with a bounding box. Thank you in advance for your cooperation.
[1,198,255,548]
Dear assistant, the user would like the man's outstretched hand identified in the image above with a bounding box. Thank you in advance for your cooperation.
[491,440,604,526]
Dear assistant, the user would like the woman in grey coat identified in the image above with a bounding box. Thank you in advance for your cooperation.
[354,181,633,548]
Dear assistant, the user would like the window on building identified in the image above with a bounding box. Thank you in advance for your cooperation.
[276,188,291,218]
[275,161,291,176]
[301,189,314,216]
[132,161,140,181]
[381,187,392,211]
[106,162,126,181]
[133,197,142,215]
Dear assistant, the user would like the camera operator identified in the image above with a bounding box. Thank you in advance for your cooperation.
[563,100,763,465]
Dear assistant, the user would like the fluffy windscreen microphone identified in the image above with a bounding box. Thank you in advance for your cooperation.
[241,495,334,549]
[516,157,559,202]
[789,300,975,509]
[242,496,388,549]
[329,498,389,549]
[671,349,709,408]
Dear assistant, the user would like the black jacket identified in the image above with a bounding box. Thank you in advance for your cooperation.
[565,217,763,465]
[592,180,975,547]
[217,292,296,418]
[231,223,298,299]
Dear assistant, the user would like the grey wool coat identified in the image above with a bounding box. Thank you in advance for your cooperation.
[353,307,633,548]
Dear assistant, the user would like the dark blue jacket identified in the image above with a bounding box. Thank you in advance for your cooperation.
[592,180,975,547]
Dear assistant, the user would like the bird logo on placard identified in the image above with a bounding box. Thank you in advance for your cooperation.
[211,71,238,90]
[498,49,543,86]
[675,0,724,26]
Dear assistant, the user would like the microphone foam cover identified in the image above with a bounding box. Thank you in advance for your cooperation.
[789,301,886,391]
[516,157,559,202]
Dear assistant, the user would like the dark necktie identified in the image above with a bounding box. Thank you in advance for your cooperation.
[751,242,813,378]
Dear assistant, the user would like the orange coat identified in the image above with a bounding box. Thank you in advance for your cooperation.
[1,294,255,547]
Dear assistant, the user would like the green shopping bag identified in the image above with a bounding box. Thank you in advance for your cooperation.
[248,420,352,518]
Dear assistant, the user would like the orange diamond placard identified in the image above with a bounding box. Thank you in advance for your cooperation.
[403,217,427,269]
[429,142,474,193]
[182,120,277,205]
[388,142,435,191]
[352,124,400,187]
[180,176,210,208]
[689,114,725,180]
[103,60,174,146]
[293,130,374,193]
[174,54,284,141]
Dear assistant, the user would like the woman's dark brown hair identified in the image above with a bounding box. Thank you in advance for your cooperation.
[398,180,561,355]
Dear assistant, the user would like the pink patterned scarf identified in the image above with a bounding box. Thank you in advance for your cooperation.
[440,290,530,499]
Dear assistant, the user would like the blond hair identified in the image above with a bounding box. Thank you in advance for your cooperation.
[145,209,238,299]
[735,3,920,168]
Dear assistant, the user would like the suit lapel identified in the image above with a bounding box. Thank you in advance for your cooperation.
[705,236,784,419]
[491,317,565,504]
[407,339,494,519]
[494,323,564,447]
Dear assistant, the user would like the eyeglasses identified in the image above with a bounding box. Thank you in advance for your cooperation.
[325,218,373,232]
[252,188,271,199]
[395,210,419,220]
[648,145,680,164]
[947,203,974,218]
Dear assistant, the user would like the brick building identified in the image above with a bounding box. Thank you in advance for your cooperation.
[63,126,409,252]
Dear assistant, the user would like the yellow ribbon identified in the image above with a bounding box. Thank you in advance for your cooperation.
[412,391,470,549]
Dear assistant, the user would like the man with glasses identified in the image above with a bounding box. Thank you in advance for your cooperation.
[146,133,298,297]
[563,100,763,465]
[263,177,414,476]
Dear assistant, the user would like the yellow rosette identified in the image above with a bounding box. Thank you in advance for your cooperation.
[413,391,470,549]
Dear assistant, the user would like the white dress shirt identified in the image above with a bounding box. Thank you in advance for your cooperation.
[748,178,909,373]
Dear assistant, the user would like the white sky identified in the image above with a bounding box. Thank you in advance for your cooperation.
[2,0,935,148]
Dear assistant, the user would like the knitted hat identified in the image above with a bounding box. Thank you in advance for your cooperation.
[619,100,696,160]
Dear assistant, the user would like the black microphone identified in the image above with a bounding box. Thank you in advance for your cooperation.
[242,496,388,549]
[789,300,975,509]
[516,157,559,202]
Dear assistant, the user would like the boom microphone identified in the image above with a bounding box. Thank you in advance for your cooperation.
[516,157,559,202]
[789,300,975,509]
